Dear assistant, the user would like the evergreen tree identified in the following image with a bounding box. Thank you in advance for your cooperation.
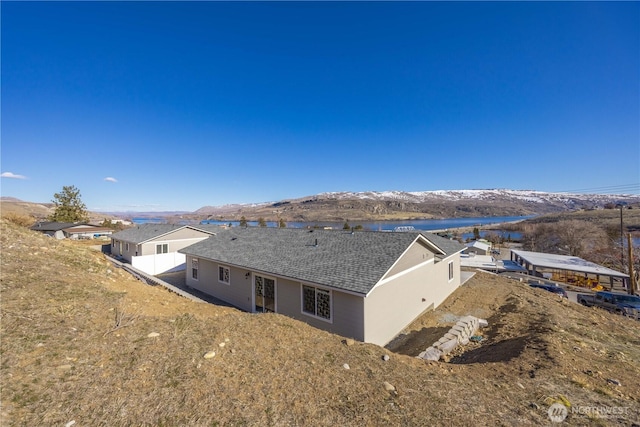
[239,216,248,227]
[49,185,89,223]
[101,218,125,231]
[473,227,481,240]
[278,218,286,228]
[258,217,267,227]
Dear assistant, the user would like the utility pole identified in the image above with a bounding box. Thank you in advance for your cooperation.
[628,234,637,295]
[619,205,624,271]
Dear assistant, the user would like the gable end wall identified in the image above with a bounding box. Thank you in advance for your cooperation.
[364,254,461,346]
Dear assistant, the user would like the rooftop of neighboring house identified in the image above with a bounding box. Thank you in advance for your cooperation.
[511,249,629,278]
[466,240,491,251]
[30,221,84,232]
[110,223,222,244]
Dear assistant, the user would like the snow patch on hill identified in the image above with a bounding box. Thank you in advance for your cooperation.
[316,189,637,204]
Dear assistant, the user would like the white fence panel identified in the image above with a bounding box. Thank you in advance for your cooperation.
[132,252,186,275]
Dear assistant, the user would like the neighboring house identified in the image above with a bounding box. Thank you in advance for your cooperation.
[30,222,113,239]
[179,227,465,346]
[110,224,221,275]
[463,240,491,256]
[460,253,527,273]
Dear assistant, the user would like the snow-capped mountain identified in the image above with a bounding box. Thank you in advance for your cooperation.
[194,189,640,221]
[316,189,638,205]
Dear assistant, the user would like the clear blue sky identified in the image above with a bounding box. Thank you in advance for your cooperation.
[2,1,639,212]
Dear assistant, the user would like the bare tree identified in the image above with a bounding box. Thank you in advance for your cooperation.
[522,220,608,258]
[555,220,608,258]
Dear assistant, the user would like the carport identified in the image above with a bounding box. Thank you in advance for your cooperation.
[510,249,630,291]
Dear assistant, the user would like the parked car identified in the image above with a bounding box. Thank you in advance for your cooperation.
[577,291,640,320]
[529,283,568,298]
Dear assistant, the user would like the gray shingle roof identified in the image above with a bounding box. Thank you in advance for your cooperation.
[110,223,223,244]
[30,222,83,231]
[180,228,464,295]
[111,224,222,244]
[420,232,466,256]
[110,224,184,244]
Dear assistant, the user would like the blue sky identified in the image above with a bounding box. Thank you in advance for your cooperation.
[2,2,639,212]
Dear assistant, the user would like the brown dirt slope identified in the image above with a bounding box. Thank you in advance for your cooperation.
[1,219,639,426]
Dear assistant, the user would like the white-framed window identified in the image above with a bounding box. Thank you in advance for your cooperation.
[156,243,168,254]
[218,265,230,285]
[191,258,199,280]
[302,285,332,322]
[448,261,454,282]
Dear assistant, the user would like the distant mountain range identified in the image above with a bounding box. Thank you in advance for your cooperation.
[4,190,639,223]
[191,189,640,222]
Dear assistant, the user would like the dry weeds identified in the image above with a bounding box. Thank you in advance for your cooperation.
[1,219,639,426]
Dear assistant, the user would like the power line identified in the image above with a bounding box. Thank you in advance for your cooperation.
[556,183,640,194]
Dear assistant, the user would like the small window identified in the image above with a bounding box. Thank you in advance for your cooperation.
[302,285,332,321]
[192,258,199,280]
[448,261,454,281]
[218,265,230,285]
[125,243,129,252]
[156,243,168,254]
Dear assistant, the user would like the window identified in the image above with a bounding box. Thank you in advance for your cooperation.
[448,261,454,281]
[302,285,332,321]
[125,243,129,252]
[218,265,230,285]
[156,243,168,254]
[191,258,199,280]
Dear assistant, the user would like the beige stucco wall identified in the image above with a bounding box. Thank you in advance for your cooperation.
[385,239,435,278]
[364,253,461,346]
[139,237,208,256]
[276,278,365,341]
[185,256,253,312]
[184,257,366,341]
[141,228,211,256]
[111,239,138,262]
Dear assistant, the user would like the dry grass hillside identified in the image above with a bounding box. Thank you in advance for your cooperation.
[0,199,122,225]
[522,207,640,233]
[0,200,53,221]
[1,219,639,426]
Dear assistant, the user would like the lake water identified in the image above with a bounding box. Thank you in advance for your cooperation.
[199,215,533,232]
[132,217,167,224]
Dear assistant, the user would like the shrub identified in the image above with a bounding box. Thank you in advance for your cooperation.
[2,213,36,228]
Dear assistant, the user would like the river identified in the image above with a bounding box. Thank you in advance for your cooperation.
[197,215,532,233]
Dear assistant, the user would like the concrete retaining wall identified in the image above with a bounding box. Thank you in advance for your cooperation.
[418,315,488,361]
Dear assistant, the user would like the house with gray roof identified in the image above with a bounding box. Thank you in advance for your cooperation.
[31,221,113,240]
[463,240,491,256]
[110,224,222,275]
[179,227,465,346]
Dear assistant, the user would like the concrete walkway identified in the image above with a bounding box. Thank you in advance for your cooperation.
[460,270,476,285]
[106,256,232,306]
